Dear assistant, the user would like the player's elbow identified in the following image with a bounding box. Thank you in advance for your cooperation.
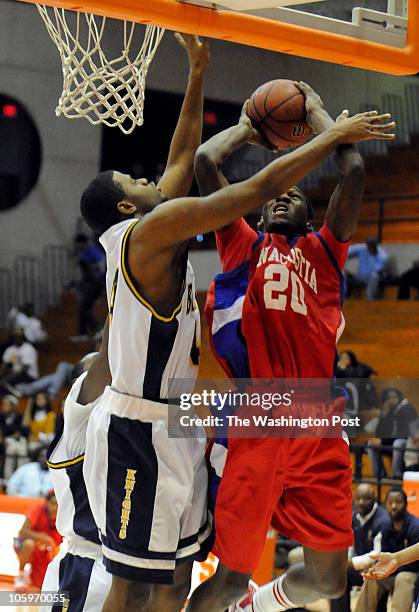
[194,146,219,174]
[345,156,365,183]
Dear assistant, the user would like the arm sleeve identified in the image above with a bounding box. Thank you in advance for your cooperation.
[319,224,350,271]
[351,532,383,571]
[215,218,259,273]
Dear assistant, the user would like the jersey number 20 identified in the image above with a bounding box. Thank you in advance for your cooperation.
[263,263,307,315]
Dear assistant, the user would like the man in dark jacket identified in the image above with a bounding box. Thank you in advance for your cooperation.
[355,488,419,612]
[330,483,390,612]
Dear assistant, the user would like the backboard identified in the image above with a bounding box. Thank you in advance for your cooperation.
[19,0,418,74]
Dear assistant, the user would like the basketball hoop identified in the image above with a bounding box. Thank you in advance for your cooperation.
[36,6,165,134]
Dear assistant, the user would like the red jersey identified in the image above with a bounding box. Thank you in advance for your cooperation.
[240,222,348,378]
[26,501,61,547]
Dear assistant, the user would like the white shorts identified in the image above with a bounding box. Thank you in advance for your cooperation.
[83,386,212,584]
[41,539,111,611]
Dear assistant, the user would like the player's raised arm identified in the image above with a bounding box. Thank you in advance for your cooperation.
[194,102,257,196]
[138,111,395,249]
[156,34,210,200]
[296,81,393,242]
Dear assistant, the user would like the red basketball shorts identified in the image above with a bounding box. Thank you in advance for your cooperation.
[212,437,353,574]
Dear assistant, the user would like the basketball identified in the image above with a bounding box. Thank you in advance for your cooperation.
[248,79,313,150]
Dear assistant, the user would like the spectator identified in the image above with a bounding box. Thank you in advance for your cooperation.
[404,419,419,472]
[14,490,61,589]
[6,446,52,497]
[355,488,419,612]
[0,328,39,392]
[346,237,390,300]
[0,395,29,481]
[7,303,47,344]
[336,351,378,413]
[71,233,105,341]
[367,388,417,479]
[22,393,56,452]
[330,483,389,612]
[12,361,73,400]
[397,259,419,300]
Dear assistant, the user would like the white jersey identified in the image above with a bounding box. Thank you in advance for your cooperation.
[100,219,200,399]
[47,373,102,547]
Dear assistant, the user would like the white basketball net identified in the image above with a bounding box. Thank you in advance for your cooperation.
[36,6,165,134]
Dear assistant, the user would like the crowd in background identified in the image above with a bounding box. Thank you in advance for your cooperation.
[344,237,419,301]
[0,232,417,601]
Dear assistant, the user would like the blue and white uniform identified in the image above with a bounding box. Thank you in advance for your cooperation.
[41,373,111,612]
[83,219,211,584]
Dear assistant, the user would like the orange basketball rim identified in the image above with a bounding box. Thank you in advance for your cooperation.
[19,0,419,75]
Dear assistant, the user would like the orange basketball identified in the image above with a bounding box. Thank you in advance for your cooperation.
[248,79,312,150]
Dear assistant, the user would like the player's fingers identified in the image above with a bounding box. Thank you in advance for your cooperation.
[363,110,379,117]
[336,109,349,122]
[293,81,308,94]
[174,32,187,48]
[367,131,396,140]
[369,112,392,123]
[369,121,396,131]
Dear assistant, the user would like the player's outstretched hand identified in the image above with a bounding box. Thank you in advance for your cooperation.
[175,33,210,74]
[333,110,396,144]
[239,100,278,151]
[362,552,399,580]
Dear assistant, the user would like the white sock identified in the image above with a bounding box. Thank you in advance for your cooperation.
[252,575,297,611]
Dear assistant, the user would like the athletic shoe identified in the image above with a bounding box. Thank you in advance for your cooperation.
[228,580,258,611]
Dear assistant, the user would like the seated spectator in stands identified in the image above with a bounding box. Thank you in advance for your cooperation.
[336,351,378,413]
[22,393,56,452]
[398,258,419,300]
[404,419,419,473]
[6,446,52,497]
[14,490,61,590]
[355,488,419,612]
[7,303,47,345]
[71,233,105,341]
[345,237,390,300]
[0,328,39,393]
[367,388,417,479]
[0,395,29,481]
[13,361,73,400]
[330,483,390,612]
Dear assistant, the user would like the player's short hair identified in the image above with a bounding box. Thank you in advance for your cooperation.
[81,170,127,235]
[385,487,407,505]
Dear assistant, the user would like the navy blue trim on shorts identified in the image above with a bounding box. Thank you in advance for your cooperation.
[67,462,101,545]
[178,521,209,549]
[105,416,159,558]
[104,557,175,584]
[52,553,94,612]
